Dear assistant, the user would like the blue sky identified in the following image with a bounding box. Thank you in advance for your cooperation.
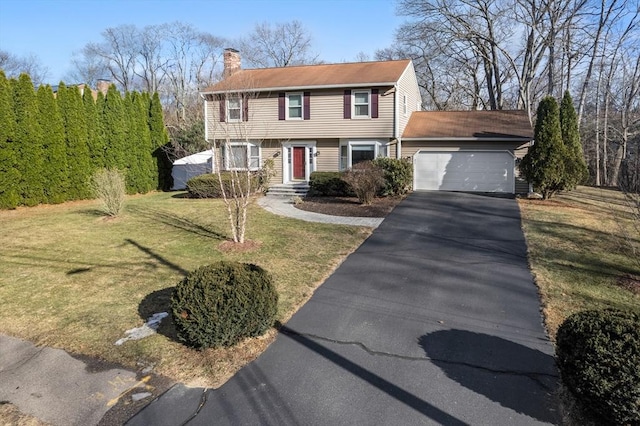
[0,0,404,84]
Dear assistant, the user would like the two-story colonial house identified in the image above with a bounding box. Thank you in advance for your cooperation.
[200,48,532,194]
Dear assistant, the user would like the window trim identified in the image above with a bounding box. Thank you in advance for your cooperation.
[352,89,371,119]
[403,94,408,116]
[226,96,242,122]
[286,92,304,120]
[339,139,388,170]
[222,141,261,171]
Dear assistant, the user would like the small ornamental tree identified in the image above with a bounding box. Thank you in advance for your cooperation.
[520,96,566,199]
[559,91,588,190]
[0,70,20,209]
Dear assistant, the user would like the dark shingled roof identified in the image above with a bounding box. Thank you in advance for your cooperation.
[203,59,412,93]
[403,110,533,140]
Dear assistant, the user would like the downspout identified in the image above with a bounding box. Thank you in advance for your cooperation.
[394,84,402,159]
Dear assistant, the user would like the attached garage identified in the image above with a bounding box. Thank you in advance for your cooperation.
[414,150,514,193]
[401,110,533,194]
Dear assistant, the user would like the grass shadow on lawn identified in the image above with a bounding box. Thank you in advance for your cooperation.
[127,205,228,241]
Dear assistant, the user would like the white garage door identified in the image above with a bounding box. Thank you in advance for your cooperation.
[414,151,514,193]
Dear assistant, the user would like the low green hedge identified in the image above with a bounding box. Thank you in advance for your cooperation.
[171,261,278,349]
[186,172,260,198]
[556,309,640,425]
[308,172,353,196]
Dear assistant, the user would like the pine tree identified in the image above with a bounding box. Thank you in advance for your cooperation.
[83,88,103,171]
[0,71,20,209]
[559,91,588,190]
[102,85,126,171]
[12,74,45,206]
[148,92,170,190]
[520,96,566,199]
[37,84,68,203]
[58,83,91,200]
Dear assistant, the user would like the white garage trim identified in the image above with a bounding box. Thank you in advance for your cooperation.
[413,150,515,193]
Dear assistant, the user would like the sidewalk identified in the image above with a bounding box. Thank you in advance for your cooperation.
[257,196,384,228]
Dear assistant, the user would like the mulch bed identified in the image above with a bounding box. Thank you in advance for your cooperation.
[294,196,404,218]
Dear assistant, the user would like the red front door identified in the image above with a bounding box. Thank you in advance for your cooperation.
[293,147,306,180]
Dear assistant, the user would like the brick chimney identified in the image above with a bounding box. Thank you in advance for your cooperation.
[96,79,111,95]
[223,48,241,78]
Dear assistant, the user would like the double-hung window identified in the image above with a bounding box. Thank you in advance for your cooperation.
[287,92,303,119]
[227,96,242,121]
[222,141,260,170]
[353,90,370,118]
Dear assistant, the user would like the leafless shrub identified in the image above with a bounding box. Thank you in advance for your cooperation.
[90,168,126,217]
[341,161,385,206]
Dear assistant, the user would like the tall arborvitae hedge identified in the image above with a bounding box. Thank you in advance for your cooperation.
[37,85,68,204]
[58,83,91,200]
[559,91,589,190]
[520,96,566,199]
[13,74,44,206]
[0,70,20,209]
[149,92,171,190]
[102,85,126,171]
[83,88,103,170]
[122,91,139,194]
[133,91,153,193]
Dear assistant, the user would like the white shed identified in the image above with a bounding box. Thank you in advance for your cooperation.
[171,150,215,190]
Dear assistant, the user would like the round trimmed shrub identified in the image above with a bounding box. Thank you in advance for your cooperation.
[171,262,278,349]
[556,309,640,425]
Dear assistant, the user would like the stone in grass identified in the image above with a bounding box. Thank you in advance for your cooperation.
[132,392,152,402]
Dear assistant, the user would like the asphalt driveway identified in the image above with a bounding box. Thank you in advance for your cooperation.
[128,191,559,425]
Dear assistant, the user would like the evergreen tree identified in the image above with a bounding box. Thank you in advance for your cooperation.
[58,83,91,200]
[148,92,170,190]
[520,96,566,199]
[133,91,153,193]
[83,88,103,171]
[37,84,68,203]
[122,91,139,194]
[0,71,20,209]
[559,91,588,190]
[102,85,126,171]
[12,74,44,206]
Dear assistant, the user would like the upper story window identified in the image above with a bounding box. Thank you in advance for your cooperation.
[227,96,242,121]
[344,89,378,119]
[353,90,370,118]
[287,92,303,119]
[279,92,310,120]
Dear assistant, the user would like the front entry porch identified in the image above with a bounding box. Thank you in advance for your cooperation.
[282,141,316,184]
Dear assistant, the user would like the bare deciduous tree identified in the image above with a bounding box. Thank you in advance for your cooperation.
[236,20,320,68]
[0,50,49,85]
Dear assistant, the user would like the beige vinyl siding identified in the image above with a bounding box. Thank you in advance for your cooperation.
[316,139,339,172]
[396,62,422,137]
[260,139,282,184]
[206,88,395,140]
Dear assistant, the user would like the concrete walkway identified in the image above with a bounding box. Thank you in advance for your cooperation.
[130,192,559,425]
[257,196,384,228]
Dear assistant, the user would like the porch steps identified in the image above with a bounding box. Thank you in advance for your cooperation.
[266,182,310,197]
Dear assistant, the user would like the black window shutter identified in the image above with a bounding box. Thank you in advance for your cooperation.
[219,96,226,122]
[343,90,351,119]
[242,95,249,121]
[278,92,285,120]
[371,89,379,118]
[303,92,310,120]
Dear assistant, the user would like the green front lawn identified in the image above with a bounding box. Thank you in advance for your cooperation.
[519,186,640,338]
[0,192,371,387]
